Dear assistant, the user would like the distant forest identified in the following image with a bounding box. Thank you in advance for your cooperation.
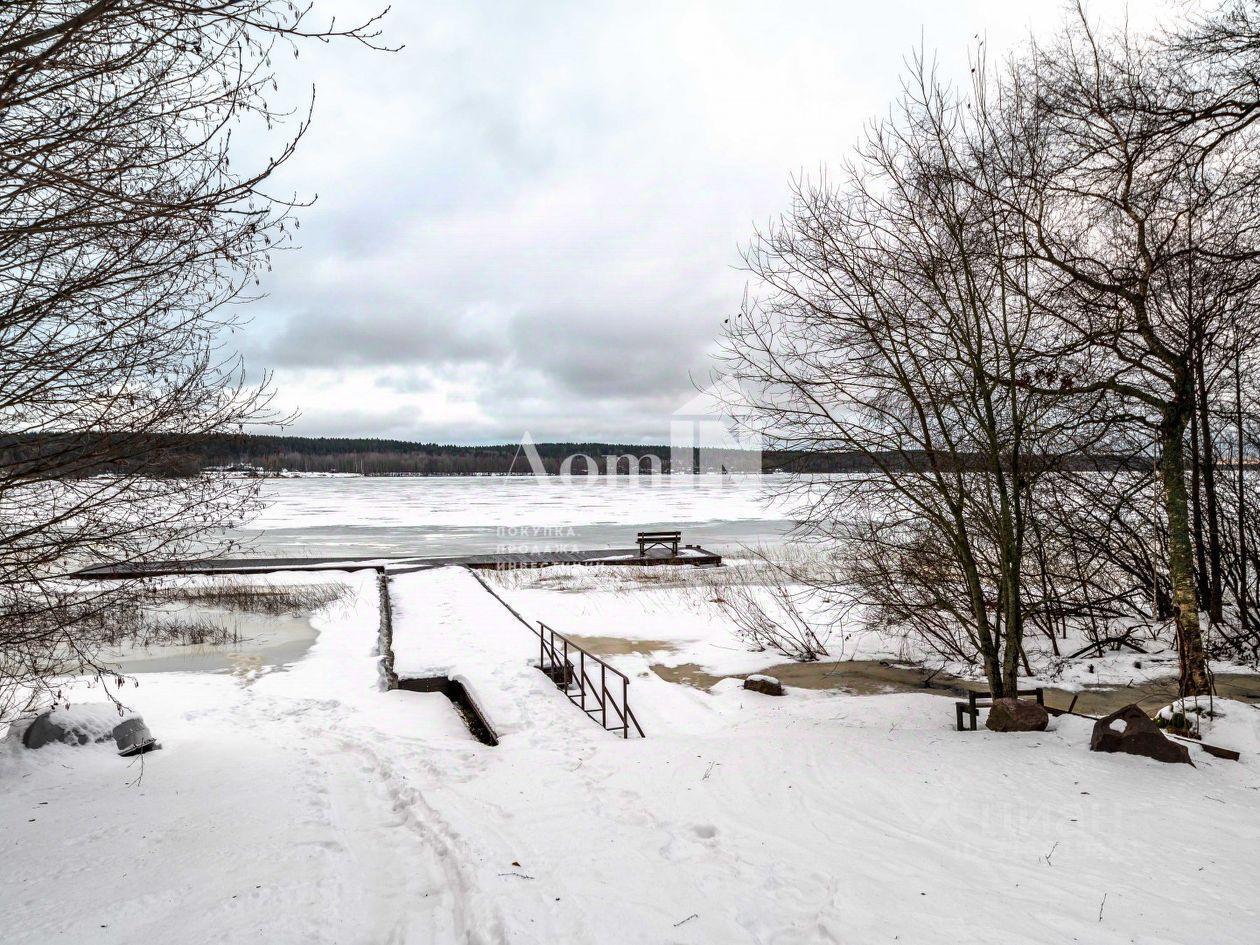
[0,432,1147,477]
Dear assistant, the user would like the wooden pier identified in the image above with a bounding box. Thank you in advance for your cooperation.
[71,545,722,580]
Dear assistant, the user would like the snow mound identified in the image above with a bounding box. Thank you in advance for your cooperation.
[7,702,133,751]
[1156,698,1260,754]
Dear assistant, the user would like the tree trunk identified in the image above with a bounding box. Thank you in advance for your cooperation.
[960,546,1005,697]
[1195,342,1225,623]
[1159,405,1214,697]
[1236,340,1252,652]
[1190,399,1211,606]
[999,522,1024,696]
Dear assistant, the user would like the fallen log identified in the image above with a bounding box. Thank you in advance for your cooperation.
[1064,633,1148,659]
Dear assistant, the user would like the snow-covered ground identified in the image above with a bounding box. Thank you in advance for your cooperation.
[486,560,1260,701]
[4,565,1260,944]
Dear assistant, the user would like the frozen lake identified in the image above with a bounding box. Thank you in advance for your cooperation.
[230,474,794,558]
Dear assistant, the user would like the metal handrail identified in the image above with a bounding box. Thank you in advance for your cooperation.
[462,569,645,739]
[537,621,644,739]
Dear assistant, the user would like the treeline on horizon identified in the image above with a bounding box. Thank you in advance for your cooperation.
[0,432,1148,477]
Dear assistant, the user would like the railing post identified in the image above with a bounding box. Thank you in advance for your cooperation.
[622,677,629,739]
[538,622,544,672]
[563,638,569,690]
[601,663,607,728]
[579,650,586,711]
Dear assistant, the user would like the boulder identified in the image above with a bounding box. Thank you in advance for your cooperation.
[21,703,159,757]
[23,704,127,750]
[743,674,784,696]
[1090,704,1192,765]
[985,697,1049,732]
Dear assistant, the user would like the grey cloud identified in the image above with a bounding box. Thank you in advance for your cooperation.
[237,0,1147,442]
[503,308,717,399]
[263,306,505,369]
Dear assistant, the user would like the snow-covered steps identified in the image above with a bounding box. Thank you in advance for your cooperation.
[387,567,608,744]
[395,675,499,746]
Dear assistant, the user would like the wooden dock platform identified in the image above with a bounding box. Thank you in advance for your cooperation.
[71,546,722,580]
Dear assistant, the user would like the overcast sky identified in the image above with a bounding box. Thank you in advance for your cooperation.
[242,0,1153,445]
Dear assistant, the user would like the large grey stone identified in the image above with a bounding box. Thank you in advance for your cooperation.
[23,704,125,749]
[743,674,784,696]
[986,697,1049,732]
[1090,704,1192,765]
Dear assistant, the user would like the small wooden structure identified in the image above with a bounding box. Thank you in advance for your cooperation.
[637,530,681,557]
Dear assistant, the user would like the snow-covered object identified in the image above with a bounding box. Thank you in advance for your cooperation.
[743,674,784,696]
[1157,698,1260,753]
[111,716,160,756]
[21,703,133,750]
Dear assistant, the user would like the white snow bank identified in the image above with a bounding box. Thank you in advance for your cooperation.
[1157,698,1260,753]
[389,566,601,742]
[0,571,482,944]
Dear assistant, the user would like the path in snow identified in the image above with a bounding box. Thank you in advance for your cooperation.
[0,572,499,944]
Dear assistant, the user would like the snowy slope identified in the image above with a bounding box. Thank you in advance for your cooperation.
[3,566,1259,944]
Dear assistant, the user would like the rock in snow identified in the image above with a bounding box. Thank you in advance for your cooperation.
[743,674,784,696]
[1090,704,1192,765]
[985,697,1049,732]
[23,703,128,749]
[21,703,160,756]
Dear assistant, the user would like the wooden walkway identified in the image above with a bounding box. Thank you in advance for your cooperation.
[71,546,722,579]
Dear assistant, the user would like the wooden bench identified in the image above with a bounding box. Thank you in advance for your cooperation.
[956,687,1044,731]
[637,530,681,557]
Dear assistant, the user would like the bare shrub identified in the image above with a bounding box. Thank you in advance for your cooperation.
[100,612,242,649]
[149,579,347,616]
[712,581,832,662]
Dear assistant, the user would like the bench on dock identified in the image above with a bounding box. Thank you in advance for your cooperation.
[637,530,681,557]
[956,687,1044,731]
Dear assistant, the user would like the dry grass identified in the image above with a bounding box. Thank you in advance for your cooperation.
[100,578,347,650]
[100,613,242,648]
[485,545,836,597]
[147,578,347,615]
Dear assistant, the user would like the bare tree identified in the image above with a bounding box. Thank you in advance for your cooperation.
[984,7,1260,696]
[718,53,1101,697]
[0,2,389,721]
